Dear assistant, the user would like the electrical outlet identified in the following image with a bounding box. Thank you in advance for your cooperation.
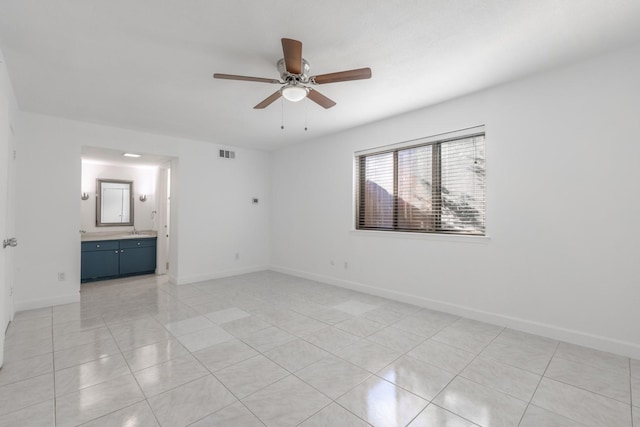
[58,272,66,281]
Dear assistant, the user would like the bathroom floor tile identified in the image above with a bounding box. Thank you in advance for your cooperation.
[278,316,327,338]
[408,404,478,427]
[148,375,237,427]
[334,339,402,373]
[190,401,263,427]
[378,355,455,400]
[242,375,331,426]
[305,326,360,353]
[296,355,371,399]
[3,333,53,362]
[122,337,189,372]
[393,311,457,338]
[214,355,289,398]
[133,353,208,397]
[263,338,330,372]
[361,306,406,325]
[222,315,271,337]
[337,376,428,427]
[545,356,631,403]
[480,338,556,375]
[519,404,587,427]
[430,318,503,354]
[554,342,629,375]
[163,315,215,337]
[407,339,476,374]
[306,307,353,324]
[55,373,144,427]
[0,399,55,427]
[52,317,105,337]
[460,356,541,401]
[175,325,234,352]
[205,307,251,324]
[299,402,369,427]
[332,300,377,316]
[52,326,113,351]
[193,338,259,372]
[0,353,53,387]
[334,317,384,337]
[531,377,632,427]
[433,376,527,427]
[53,337,120,371]
[366,326,425,353]
[241,326,296,352]
[54,353,130,396]
[0,373,54,417]
[81,401,159,427]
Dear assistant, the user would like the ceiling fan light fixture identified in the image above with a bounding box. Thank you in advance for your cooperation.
[281,85,308,102]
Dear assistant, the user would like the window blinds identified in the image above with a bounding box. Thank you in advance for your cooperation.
[356,133,486,235]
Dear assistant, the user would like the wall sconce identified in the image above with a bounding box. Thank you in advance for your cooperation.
[139,195,147,202]
[81,193,90,201]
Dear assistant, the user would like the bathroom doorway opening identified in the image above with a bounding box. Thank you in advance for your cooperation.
[80,147,176,283]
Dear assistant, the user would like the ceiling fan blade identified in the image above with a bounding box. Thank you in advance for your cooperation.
[254,91,282,109]
[311,67,372,84]
[281,38,303,74]
[307,89,336,109]
[213,73,280,84]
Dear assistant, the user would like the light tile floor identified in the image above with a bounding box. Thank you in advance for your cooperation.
[0,271,638,427]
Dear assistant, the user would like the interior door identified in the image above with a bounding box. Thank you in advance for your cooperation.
[0,64,16,368]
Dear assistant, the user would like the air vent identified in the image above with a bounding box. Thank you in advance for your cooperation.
[219,149,236,159]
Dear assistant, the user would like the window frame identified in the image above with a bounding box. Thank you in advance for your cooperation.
[354,126,486,236]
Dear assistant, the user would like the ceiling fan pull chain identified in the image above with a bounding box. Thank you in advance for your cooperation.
[281,98,284,130]
[304,98,308,131]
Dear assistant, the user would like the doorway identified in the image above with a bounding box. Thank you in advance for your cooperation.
[80,147,175,284]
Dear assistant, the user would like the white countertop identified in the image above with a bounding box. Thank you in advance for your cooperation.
[81,230,157,242]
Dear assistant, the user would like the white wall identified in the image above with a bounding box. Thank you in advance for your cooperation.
[14,114,270,310]
[81,162,159,233]
[270,44,640,358]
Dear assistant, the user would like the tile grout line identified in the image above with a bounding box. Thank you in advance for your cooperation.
[515,340,560,427]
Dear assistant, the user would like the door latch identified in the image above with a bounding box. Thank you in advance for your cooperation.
[3,237,17,248]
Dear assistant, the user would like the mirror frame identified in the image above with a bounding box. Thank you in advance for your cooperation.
[96,179,134,227]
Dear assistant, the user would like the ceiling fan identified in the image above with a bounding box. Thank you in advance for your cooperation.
[213,38,372,109]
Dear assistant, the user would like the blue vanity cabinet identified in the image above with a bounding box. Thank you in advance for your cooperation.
[119,238,157,276]
[81,237,157,282]
[81,240,120,281]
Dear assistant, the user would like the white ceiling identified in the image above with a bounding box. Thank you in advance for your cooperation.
[1,1,640,151]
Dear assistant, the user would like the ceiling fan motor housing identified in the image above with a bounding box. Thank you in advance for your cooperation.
[277,58,311,83]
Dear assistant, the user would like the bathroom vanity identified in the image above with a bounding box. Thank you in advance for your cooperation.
[81,234,157,282]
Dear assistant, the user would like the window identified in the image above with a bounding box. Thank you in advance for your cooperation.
[356,128,486,235]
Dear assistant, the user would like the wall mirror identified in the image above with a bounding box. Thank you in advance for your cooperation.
[96,179,134,226]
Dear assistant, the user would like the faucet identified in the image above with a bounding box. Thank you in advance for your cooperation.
[130,226,138,235]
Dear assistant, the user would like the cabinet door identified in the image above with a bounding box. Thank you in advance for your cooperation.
[119,246,156,276]
[81,250,120,281]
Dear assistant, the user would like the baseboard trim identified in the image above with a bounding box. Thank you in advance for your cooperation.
[270,265,640,359]
[13,293,80,313]
[175,265,269,286]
